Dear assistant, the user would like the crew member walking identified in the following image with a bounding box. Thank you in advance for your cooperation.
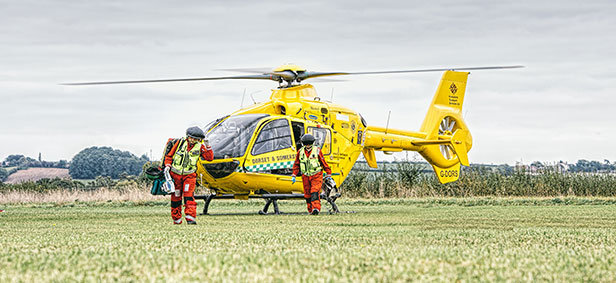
[164,126,214,224]
[292,134,332,215]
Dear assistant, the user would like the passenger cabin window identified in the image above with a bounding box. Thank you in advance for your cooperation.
[307,127,332,155]
[252,119,293,156]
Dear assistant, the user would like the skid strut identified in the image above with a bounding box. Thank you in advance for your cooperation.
[201,194,215,215]
[258,199,281,215]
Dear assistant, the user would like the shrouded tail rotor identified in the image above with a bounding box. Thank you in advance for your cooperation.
[439,117,457,160]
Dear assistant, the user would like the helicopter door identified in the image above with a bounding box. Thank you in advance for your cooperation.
[307,126,332,155]
[291,121,304,150]
[244,118,296,175]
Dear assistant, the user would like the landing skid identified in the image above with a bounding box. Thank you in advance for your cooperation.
[194,192,341,215]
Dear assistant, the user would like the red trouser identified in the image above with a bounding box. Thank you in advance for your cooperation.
[301,172,322,212]
[169,171,197,224]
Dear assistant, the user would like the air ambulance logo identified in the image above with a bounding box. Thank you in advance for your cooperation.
[450,83,457,94]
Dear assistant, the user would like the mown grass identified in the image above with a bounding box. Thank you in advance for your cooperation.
[1,198,616,282]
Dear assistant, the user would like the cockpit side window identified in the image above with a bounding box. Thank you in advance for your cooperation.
[251,119,293,156]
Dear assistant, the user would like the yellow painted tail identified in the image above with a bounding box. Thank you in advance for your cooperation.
[417,70,473,183]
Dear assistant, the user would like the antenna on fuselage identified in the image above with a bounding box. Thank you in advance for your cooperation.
[249,90,261,104]
[330,88,334,102]
[385,110,391,135]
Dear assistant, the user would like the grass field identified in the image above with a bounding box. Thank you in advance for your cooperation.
[1,198,616,282]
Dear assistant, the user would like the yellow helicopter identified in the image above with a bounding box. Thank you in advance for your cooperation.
[66,64,522,214]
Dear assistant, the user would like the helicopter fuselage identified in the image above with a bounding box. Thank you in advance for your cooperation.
[196,84,366,197]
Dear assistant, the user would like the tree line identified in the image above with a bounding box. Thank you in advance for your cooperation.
[69,147,149,179]
[0,147,149,182]
[1,154,69,169]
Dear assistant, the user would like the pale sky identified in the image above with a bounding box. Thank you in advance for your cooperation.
[1,0,615,165]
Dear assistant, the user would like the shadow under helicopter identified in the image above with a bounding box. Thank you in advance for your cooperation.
[201,211,357,217]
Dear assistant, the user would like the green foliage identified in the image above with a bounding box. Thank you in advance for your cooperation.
[69,146,148,179]
[2,154,69,168]
[4,154,33,167]
[0,167,8,182]
[0,177,85,193]
[2,200,616,281]
[84,175,143,190]
[0,175,148,193]
[569,159,615,172]
[343,161,616,198]
[92,176,116,188]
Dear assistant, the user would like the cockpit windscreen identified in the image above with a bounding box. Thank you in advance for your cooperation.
[204,114,268,159]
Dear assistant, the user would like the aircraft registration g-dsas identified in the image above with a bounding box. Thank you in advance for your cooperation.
[65,64,523,214]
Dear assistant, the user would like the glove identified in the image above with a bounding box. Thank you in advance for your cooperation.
[204,139,210,147]
[291,176,296,184]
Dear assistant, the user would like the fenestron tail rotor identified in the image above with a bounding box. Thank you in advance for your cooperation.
[62,64,523,87]
[438,116,457,161]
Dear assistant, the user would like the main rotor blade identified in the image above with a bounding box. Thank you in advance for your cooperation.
[62,74,277,85]
[216,67,274,74]
[300,65,524,80]
[298,71,348,80]
[345,65,525,75]
[310,78,347,83]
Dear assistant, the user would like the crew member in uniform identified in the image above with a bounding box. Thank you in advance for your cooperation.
[164,126,214,224]
[291,134,332,215]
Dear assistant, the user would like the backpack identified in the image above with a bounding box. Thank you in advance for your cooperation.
[143,138,180,180]
[160,138,182,166]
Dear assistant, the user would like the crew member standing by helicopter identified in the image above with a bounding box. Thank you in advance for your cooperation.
[292,134,332,215]
[164,126,214,224]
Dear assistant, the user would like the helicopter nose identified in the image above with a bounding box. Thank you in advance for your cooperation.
[203,160,240,179]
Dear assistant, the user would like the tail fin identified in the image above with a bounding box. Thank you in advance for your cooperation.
[419,70,468,133]
[417,70,473,183]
